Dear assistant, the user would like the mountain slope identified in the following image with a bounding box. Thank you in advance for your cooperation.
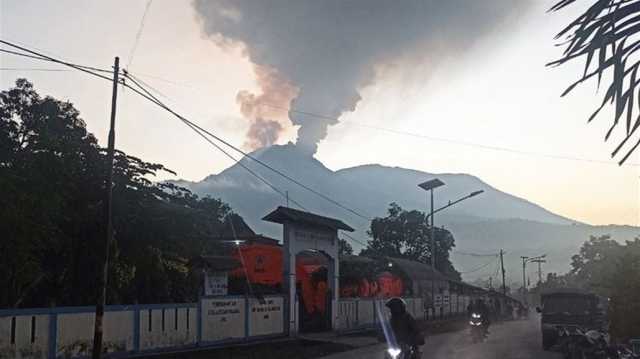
[174,143,639,282]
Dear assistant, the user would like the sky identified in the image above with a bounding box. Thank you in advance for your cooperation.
[1,0,639,227]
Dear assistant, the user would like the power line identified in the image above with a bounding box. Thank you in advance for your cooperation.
[123,72,308,211]
[122,72,371,249]
[119,76,372,223]
[341,232,368,247]
[132,71,640,167]
[127,0,153,69]
[459,257,497,274]
[0,43,113,78]
[454,250,499,257]
[0,67,69,72]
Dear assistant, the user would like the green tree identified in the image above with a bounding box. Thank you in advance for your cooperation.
[338,238,353,256]
[608,249,640,342]
[550,0,640,164]
[0,79,236,308]
[361,203,460,280]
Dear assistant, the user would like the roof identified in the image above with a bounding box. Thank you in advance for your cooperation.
[385,256,450,282]
[541,288,595,297]
[262,206,354,232]
[190,255,241,271]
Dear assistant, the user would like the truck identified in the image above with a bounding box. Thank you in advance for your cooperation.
[537,288,606,350]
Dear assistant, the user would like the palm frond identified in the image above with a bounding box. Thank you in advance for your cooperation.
[551,0,640,164]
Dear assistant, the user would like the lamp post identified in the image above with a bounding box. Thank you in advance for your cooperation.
[418,179,444,313]
[417,179,484,314]
[521,254,546,306]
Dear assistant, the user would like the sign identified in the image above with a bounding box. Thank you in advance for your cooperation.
[204,271,228,296]
[200,298,245,341]
[249,297,284,336]
[293,229,334,244]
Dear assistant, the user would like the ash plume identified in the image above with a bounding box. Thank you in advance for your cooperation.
[193,0,530,155]
[236,65,298,149]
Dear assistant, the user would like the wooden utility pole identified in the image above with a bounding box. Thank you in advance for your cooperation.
[92,56,119,359]
[521,256,528,305]
[500,249,506,296]
[531,259,546,285]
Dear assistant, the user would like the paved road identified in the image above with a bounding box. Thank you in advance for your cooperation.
[321,318,563,359]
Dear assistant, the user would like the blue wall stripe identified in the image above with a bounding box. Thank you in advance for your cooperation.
[48,313,57,359]
[132,307,140,353]
[197,298,202,345]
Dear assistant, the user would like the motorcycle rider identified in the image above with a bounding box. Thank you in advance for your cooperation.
[470,299,491,335]
[386,297,424,357]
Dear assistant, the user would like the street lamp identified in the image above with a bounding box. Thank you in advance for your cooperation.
[521,254,546,306]
[418,179,484,314]
[418,178,445,312]
[425,190,485,223]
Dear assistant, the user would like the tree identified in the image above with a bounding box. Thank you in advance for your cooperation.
[608,250,640,342]
[361,203,460,280]
[0,79,238,308]
[550,0,640,164]
[536,235,640,341]
[338,238,353,256]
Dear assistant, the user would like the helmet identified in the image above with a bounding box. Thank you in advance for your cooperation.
[385,297,407,315]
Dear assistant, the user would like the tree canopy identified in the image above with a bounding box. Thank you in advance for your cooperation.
[0,79,237,308]
[532,235,640,342]
[361,202,460,280]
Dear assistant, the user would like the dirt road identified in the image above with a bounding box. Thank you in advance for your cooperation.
[321,317,563,359]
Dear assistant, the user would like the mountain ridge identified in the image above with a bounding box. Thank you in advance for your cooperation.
[172,143,639,282]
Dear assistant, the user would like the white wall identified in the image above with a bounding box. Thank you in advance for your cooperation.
[200,298,245,343]
[248,297,283,337]
[138,307,196,351]
[0,314,49,359]
[57,310,134,357]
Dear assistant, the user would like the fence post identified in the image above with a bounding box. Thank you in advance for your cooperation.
[48,312,57,359]
[197,298,203,346]
[244,296,250,341]
[133,306,140,353]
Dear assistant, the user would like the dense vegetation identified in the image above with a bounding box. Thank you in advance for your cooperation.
[361,202,461,280]
[0,79,235,308]
[534,235,640,342]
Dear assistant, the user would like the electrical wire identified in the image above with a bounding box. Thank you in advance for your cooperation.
[123,72,309,212]
[454,250,499,257]
[128,71,640,166]
[0,42,113,79]
[127,0,153,69]
[0,67,69,72]
[123,72,371,249]
[121,70,372,222]
[459,257,498,274]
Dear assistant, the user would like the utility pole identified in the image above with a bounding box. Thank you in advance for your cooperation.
[521,256,528,306]
[92,56,119,359]
[531,258,546,285]
[489,276,493,289]
[500,249,506,296]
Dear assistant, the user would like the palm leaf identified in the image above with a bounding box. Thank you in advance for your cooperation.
[551,0,640,164]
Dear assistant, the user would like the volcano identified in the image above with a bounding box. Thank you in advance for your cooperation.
[173,143,639,282]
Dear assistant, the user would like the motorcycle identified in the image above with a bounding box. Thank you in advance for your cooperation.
[564,328,623,359]
[385,344,420,359]
[469,312,487,343]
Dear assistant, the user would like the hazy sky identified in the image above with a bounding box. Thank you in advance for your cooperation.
[1,0,638,226]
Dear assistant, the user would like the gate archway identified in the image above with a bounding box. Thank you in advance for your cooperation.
[263,206,354,335]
